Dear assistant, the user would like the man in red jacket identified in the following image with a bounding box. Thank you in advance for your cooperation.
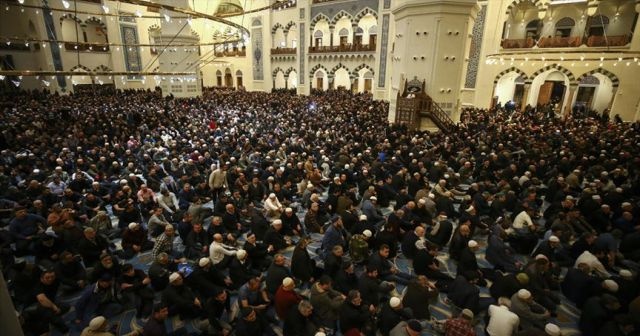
[274,277,302,320]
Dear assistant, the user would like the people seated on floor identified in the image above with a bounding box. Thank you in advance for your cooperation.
[2,88,640,335]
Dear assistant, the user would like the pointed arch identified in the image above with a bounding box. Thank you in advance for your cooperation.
[69,64,91,72]
[272,67,284,77]
[353,7,378,25]
[271,23,284,35]
[59,14,83,26]
[283,21,296,33]
[329,63,351,77]
[352,63,375,78]
[85,17,106,30]
[309,64,329,77]
[330,10,353,26]
[494,67,529,84]
[284,67,296,77]
[576,68,619,87]
[93,65,112,72]
[530,63,576,85]
[310,13,330,31]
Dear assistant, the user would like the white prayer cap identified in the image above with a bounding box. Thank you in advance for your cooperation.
[169,272,181,283]
[236,249,247,259]
[517,289,531,299]
[359,214,368,221]
[545,323,560,336]
[389,297,401,308]
[619,269,633,279]
[199,257,211,267]
[363,230,372,238]
[468,240,478,248]
[603,279,619,292]
[549,235,560,243]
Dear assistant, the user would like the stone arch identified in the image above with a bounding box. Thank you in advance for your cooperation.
[352,63,375,78]
[353,7,378,25]
[93,65,111,73]
[283,21,296,33]
[505,0,545,16]
[309,64,329,77]
[271,23,284,35]
[284,67,296,77]
[60,14,83,26]
[69,64,91,72]
[85,17,106,30]
[329,63,351,77]
[494,67,529,84]
[272,67,284,77]
[310,13,330,31]
[576,68,619,88]
[148,24,161,33]
[252,18,262,27]
[530,64,576,85]
[330,10,353,26]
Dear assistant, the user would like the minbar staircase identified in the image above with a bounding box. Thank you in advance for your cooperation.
[394,77,455,133]
[420,96,455,134]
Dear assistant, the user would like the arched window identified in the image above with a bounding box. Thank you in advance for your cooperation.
[555,17,575,38]
[216,70,222,87]
[224,68,233,87]
[314,30,323,47]
[526,20,541,39]
[236,70,243,88]
[587,15,609,37]
[338,28,349,46]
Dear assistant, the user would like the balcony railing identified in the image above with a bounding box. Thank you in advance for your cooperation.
[502,34,632,49]
[214,50,246,57]
[271,47,297,55]
[501,38,535,49]
[537,36,582,48]
[309,43,376,53]
[586,35,631,47]
[64,42,110,52]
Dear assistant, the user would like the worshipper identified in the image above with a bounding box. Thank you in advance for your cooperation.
[379,297,414,336]
[486,297,520,336]
[238,277,271,313]
[413,239,452,290]
[209,233,237,269]
[389,319,423,336]
[320,215,347,257]
[402,275,438,320]
[151,225,180,260]
[369,244,414,285]
[229,249,261,289]
[204,288,233,336]
[55,251,88,293]
[263,219,291,252]
[77,227,111,267]
[281,207,303,236]
[510,289,550,331]
[29,268,70,333]
[449,224,471,261]
[162,272,204,320]
[458,239,492,286]
[291,236,321,284]
[265,254,291,297]
[448,271,494,314]
[580,294,622,336]
[486,228,521,273]
[283,300,320,336]
[359,264,395,309]
[335,261,359,295]
[75,273,122,327]
[121,222,154,259]
[310,275,346,329]
[236,307,271,336]
[118,263,154,319]
[400,226,425,259]
[490,272,528,301]
[9,206,46,256]
[426,212,454,247]
[561,263,600,308]
[148,252,174,291]
[184,222,211,259]
[274,277,303,321]
[444,309,476,336]
[323,245,345,278]
[142,303,170,336]
[349,229,373,264]
[80,316,115,336]
[188,257,232,299]
[339,290,376,336]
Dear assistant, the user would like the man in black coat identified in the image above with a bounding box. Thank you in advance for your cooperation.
[339,290,375,335]
[263,219,290,253]
[413,240,453,291]
[449,224,471,261]
[457,240,488,286]
[447,272,493,314]
[283,300,318,336]
[358,265,394,309]
[265,254,291,297]
[187,258,231,299]
[561,263,600,308]
[334,261,358,295]
[400,226,425,259]
[162,272,203,319]
[490,272,528,300]
[378,297,413,336]
[368,244,413,285]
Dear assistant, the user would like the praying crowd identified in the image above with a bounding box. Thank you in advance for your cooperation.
[1,86,640,336]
